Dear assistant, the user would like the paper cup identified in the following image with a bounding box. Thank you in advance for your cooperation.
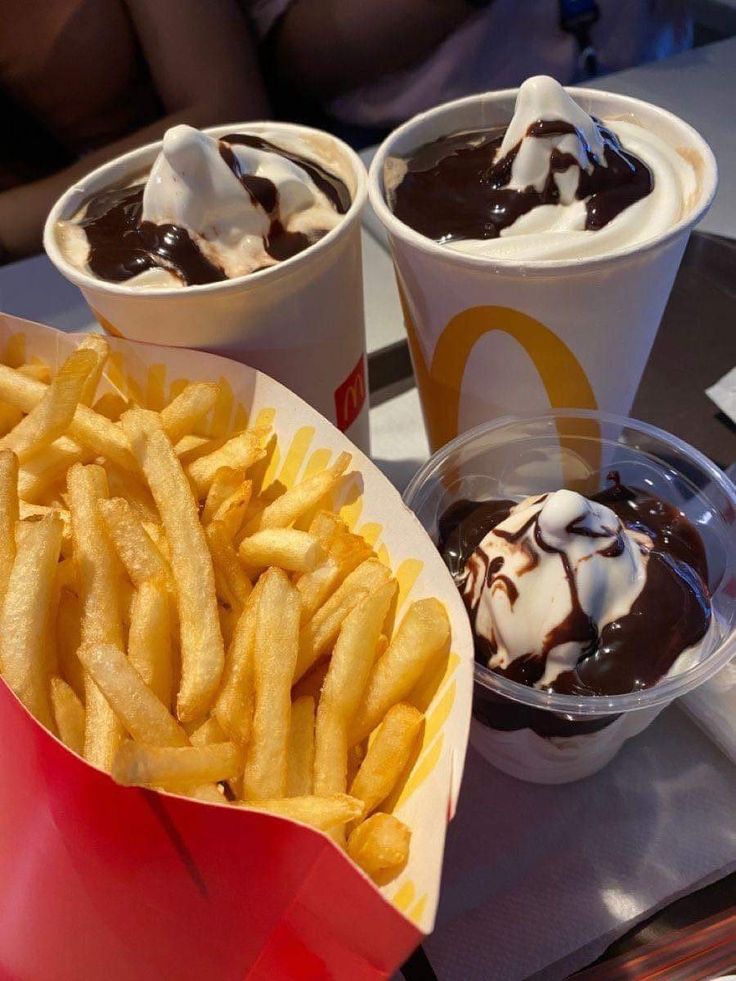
[43,123,370,452]
[368,88,717,452]
[0,312,473,980]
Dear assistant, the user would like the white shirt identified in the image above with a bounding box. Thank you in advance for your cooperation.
[248,0,692,128]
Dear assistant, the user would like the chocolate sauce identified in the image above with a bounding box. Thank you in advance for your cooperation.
[77,185,226,285]
[390,117,652,243]
[438,478,711,737]
[74,132,350,286]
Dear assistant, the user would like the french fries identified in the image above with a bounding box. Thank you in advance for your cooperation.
[99,498,172,589]
[347,813,411,885]
[0,449,19,606]
[238,528,325,573]
[77,643,186,747]
[294,558,392,682]
[244,452,350,533]
[68,463,125,769]
[349,704,424,820]
[202,466,244,524]
[123,411,224,722]
[112,741,241,790]
[313,583,397,802]
[0,333,456,893]
[286,695,316,797]
[0,512,63,728]
[127,578,174,708]
[242,794,363,831]
[187,429,266,497]
[160,382,219,444]
[243,568,300,800]
[351,599,450,744]
[0,348,97,462]
[50,676,86,754]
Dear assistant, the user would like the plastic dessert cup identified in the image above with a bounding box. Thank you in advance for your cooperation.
[403,409,736,783]
[43,123,370,452]
[368,88,717,453]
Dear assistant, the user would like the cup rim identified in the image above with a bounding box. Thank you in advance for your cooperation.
[367,85,718,274]
[43,121,368,298]
[403,407,736,717]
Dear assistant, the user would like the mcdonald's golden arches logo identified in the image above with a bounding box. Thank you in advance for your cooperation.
[396,281,600,458]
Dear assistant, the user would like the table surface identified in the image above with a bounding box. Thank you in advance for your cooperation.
[1,37,736,981]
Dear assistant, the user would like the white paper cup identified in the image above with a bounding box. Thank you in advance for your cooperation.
[43,123,370,451]
[368,88,717,453]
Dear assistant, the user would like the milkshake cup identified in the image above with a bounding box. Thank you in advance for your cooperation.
[44,123,370,451]
[368,83,717,453]
[404,410,736,784]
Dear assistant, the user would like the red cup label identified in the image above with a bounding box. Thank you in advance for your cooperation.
[334,355,366,432]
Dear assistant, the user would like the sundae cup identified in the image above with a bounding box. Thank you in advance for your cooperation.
[404,410,736,783]
[44,123,370,450]
[368,77,717,452]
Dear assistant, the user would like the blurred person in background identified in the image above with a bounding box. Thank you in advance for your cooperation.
[255,0,693,145]
[0,0,269,262]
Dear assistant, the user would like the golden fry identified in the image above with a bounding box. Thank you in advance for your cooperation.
[77,643,187,747]
[313,583,397,803]
[245,453,351,533]
[243,568,300,800]
[0,449,19,606]
[212,480,252,539]
[128,577,174,708]
[0,512,63,728]
[103,465,158,523]
[92,392,129,422]
[214,579,262,746]
[202,467,244,524]
[349,703,423,819]
[184,784,227,804]
[18,437,88,502]
[67,463,125,769]
[189,715,227,747]
[295,525,373,623]
[239,528,325,574]
[286,695,315,797]
[112,741,241,790]
[0,348,97,461]
[122,411,224,722]
[50,676,86,754]
[160,382,220,444]
[206,520,252,609]
[295,558,392,682]
[347,813,411,885]
[241,794,363,831]
[56,587,84,699]
[98,497,172,589]
[76,335,109,406]
[351,599,450,744]
[187,430,266,497]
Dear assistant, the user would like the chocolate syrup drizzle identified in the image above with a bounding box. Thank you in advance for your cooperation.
[75,133,350,286]
[438,476,711,737]
[391,117,653,244]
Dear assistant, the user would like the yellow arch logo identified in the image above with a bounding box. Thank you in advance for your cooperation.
[396,281,600,464]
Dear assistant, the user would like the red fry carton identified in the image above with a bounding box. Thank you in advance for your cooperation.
[0,313,473,980]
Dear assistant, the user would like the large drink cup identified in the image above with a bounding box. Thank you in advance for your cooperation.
[44,124,370,452]
[368,89,717,452]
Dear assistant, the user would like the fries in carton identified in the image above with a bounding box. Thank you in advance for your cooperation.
[0,312,472,980]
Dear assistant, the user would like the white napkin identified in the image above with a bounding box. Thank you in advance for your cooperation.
[707,367,736,424]
[421,710,736,980]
